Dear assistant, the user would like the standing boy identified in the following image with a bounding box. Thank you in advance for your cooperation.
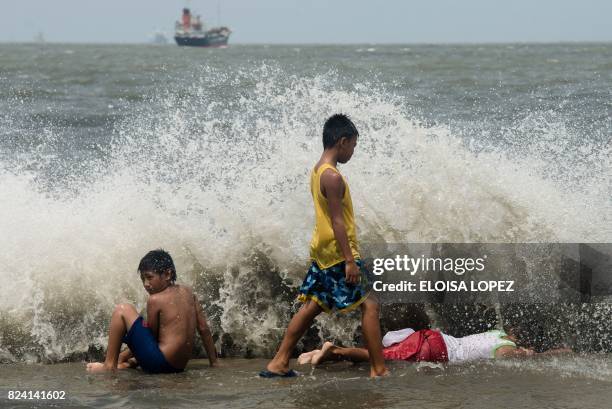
[261,114,388,378]
[86,249,218,373]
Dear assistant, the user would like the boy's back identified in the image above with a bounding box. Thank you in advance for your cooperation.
[148,285,198,369]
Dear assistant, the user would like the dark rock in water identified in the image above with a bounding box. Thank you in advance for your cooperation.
[0,313,42,363]
[85,345,105,362]
[190,245,297,358]
[157,243,612,360]
[501,303,612,353]
[380,303,431,333]
[573,304,612,352]
[298,325,323,356]
[220,333,240,358]
[501,304,567,352]
[432,304,499,337]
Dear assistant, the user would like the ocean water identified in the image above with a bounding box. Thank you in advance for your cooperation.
[0,43,611,407]
[2,357,612,409]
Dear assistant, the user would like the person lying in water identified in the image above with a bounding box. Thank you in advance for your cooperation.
[298,326,572,366]
[86,249,218,373]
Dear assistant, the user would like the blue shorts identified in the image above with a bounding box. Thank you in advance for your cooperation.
[298,259,372,313]
[122,317,182,374]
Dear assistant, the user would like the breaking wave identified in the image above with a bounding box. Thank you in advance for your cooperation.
[0,64,610,364]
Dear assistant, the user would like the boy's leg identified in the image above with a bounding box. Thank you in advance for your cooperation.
[266,300,322,374]
[86,303,139,372]
[360,295,389,377]
[332,346,370,363]
[311,341,370,365]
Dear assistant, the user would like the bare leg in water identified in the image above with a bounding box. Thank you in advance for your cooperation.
[300,341,371,365]
[297,296,388,377]
[86,303,139,372]
[265,300,323,374]
[360,295,389,377]
[268,295,388,377]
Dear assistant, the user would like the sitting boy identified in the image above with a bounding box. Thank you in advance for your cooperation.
[299,326,572,366]
[86,249,218,373]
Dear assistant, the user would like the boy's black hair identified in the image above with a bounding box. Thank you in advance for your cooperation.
[138,249,176,282]
[322,113,359,149]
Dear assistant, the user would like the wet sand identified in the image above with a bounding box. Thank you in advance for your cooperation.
[1,356,611,408]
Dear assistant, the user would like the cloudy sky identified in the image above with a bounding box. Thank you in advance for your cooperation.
[1,0,611,44]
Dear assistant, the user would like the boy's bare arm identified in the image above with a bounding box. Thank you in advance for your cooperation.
[535,347,573,356]
[194,296,218,366]
[496,345,573,359]
[321,169,360,284]
[495,346,535,358]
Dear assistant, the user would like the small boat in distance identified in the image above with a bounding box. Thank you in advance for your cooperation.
[174,8,231,48]
[150,30,169,45]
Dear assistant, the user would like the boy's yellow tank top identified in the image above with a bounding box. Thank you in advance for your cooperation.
[309,163,360,269]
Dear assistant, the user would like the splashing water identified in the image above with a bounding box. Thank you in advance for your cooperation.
[0,55,610,364]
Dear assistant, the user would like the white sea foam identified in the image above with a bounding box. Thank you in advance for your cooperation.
[0,65,609,362]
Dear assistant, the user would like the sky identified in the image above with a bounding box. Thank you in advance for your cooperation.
[0,0,611,44]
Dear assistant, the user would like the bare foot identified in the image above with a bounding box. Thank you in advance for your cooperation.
[370,367,390,378]
[265,359,290,375]
[117,358,138,369]
[298,350,319,365]
[86,362,114,373]
[311,341,335,366]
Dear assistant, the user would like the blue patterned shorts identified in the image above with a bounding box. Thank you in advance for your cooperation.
[298,259,372,313]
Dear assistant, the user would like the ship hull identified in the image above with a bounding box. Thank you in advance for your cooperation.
[174,34,229,47]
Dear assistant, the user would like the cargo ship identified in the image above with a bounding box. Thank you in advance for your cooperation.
[174,8,231,48]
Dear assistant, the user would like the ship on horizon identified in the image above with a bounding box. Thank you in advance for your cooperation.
[150,30,169,45]
[174,8,231,48]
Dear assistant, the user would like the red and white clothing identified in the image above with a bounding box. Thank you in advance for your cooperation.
[382,328,516,363]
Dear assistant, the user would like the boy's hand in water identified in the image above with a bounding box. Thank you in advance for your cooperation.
[539,347,573,356]
[345,260,360,284]
[210,359,223,368]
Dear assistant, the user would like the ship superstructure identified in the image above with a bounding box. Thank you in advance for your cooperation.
[174,8,231,47]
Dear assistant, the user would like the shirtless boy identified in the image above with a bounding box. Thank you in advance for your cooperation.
[86,249,218,373]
